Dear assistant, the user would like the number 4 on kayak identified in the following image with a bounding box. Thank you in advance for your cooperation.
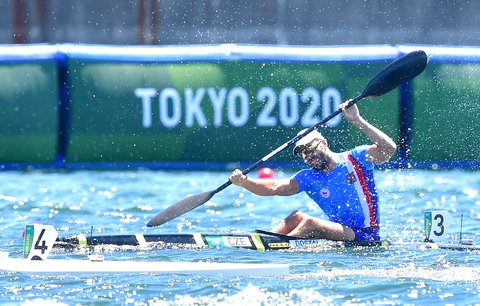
[23,224,58,260]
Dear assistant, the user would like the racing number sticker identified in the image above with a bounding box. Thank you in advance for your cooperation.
[424,210,452,241]
[23,224,58,260]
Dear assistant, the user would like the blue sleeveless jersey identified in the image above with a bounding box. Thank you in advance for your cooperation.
[293,145,379,229]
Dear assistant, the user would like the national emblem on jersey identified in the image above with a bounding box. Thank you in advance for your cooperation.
[320,188,330,198]
[347,171,357,184]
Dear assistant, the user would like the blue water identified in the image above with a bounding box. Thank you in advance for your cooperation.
[0,169,479,305]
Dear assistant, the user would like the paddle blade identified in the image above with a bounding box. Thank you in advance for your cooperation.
[146,190,215,227]
[360,50,428,99]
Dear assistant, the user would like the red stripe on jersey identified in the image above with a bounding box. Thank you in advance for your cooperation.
[348,154,376,228]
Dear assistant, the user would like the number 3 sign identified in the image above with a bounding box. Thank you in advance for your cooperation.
[424,210,452,242]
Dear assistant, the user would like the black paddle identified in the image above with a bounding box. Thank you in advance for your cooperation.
[147,50,428,227]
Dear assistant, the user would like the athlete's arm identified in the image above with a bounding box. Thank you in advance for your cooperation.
[228,169,299,196]
[340,100,397,164]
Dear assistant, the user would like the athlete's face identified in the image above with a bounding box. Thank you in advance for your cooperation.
[299,139,329,170]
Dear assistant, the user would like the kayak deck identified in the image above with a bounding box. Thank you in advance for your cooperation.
[54,230,480,252]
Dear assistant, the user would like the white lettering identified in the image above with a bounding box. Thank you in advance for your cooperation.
[301,87,321,127]
[159,88,182,128]
[256,87,277,126]
[208,87,227,127]
[134,88,157,128]
[322,87,342,127]
[134,86,343,128]
[227,87,249,127]
[279,87,298,127]
[185,88,207,127]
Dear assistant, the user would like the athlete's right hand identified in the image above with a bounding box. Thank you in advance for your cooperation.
[229,169,248,186]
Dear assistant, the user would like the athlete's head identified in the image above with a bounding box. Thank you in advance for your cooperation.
[293,129,325,155]
[293,129,330,171]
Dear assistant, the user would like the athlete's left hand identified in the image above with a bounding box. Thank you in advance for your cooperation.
[339,99,361,123]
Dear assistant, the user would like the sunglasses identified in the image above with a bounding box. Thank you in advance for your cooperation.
[299,141,320,157]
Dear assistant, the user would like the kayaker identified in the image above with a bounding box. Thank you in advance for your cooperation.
[228,100,397,242]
